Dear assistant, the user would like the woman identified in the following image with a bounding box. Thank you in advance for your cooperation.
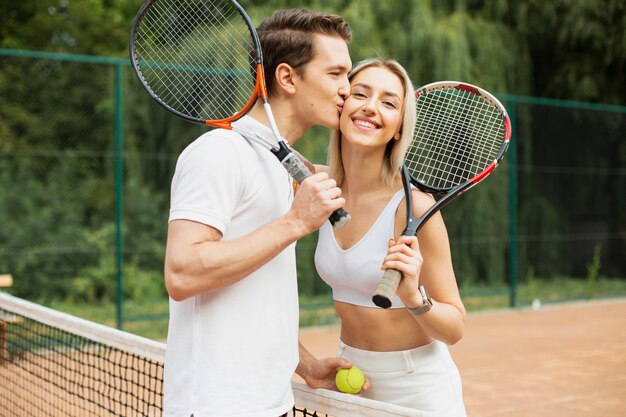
[314,58,467,416]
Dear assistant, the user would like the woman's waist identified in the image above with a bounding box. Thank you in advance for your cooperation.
[336,302,433,352]
[337,339,449,373]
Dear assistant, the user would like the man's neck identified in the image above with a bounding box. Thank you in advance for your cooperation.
[247,100,308,145]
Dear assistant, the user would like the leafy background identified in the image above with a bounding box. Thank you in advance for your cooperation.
[1,0,625,331]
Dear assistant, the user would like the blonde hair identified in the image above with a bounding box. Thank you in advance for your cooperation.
[328,58,416,187]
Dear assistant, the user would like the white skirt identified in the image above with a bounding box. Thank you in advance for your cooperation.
[337,340,467,417]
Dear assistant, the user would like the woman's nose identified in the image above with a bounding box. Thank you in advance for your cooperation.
[361,98,377,114]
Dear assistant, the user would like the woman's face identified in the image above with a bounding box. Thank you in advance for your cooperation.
[339,66,405,149]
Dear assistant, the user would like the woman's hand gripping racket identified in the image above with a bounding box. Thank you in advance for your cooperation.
[372,81,511,308]
[129,0,350,228]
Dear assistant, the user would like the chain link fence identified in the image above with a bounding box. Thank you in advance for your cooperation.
[1,49,625,333]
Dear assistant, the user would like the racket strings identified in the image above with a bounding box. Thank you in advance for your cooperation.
[407,87,506,190]
[175,2,253,107]
[133,0,257,120]
[155,0,253,109]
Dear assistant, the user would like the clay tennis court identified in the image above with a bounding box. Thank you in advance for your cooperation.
[298,298,626,417]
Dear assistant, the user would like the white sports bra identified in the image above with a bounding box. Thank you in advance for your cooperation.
[314,189,407,309]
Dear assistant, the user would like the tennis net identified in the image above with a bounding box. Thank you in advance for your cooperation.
[0,292,419,417]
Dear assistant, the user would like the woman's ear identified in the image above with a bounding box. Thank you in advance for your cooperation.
[393,131,402,141]
[274,63,297,95]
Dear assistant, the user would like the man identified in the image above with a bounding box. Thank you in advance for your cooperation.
[163,9,353,417]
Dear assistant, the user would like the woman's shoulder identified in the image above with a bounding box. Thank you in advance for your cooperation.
[409,188,441,224]
[410,187,436,206]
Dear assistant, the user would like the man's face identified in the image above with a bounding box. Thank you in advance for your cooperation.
[292,34,352,130]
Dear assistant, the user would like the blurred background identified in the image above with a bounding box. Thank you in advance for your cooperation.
[1,0,625,339]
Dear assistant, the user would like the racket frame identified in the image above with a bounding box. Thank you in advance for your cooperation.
[129,0,263,130]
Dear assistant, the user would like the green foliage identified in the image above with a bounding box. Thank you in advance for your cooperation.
[518,196,564,278]
[513,0,626,104]
[446,166,509,285]
[586,243,602,299]
[0,0,141,55]
[526,265,538,301]
[0,0,625,308]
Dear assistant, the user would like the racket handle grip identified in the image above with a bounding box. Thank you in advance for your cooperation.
[281,151,350,229]
[328,208,351,228]
[372,268,402,309]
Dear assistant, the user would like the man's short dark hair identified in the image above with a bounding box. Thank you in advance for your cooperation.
[256,9,352,95]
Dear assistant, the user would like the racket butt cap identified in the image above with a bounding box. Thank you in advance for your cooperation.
[330,209,351,228]
[372,295,392,309]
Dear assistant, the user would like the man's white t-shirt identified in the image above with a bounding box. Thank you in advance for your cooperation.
[163,116,299,417]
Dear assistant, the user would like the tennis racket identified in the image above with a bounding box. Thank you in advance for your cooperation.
[372,81,511,308]
[129,0,350,228]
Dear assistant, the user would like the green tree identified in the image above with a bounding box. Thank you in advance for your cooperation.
[1,0,624,302]
[0,0,141,55]
[512,0,626,104]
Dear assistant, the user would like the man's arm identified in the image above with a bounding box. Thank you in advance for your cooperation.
[165,215,302,301]
[164,172,344,301]
[296,342,350,391]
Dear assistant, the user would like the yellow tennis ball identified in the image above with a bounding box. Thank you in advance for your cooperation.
[335,366,365,394]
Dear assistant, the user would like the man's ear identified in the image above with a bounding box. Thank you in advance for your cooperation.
[274,63,297,95]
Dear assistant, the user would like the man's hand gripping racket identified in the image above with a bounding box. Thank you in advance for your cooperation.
[129,0,350,228]
[372,81,511,308]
